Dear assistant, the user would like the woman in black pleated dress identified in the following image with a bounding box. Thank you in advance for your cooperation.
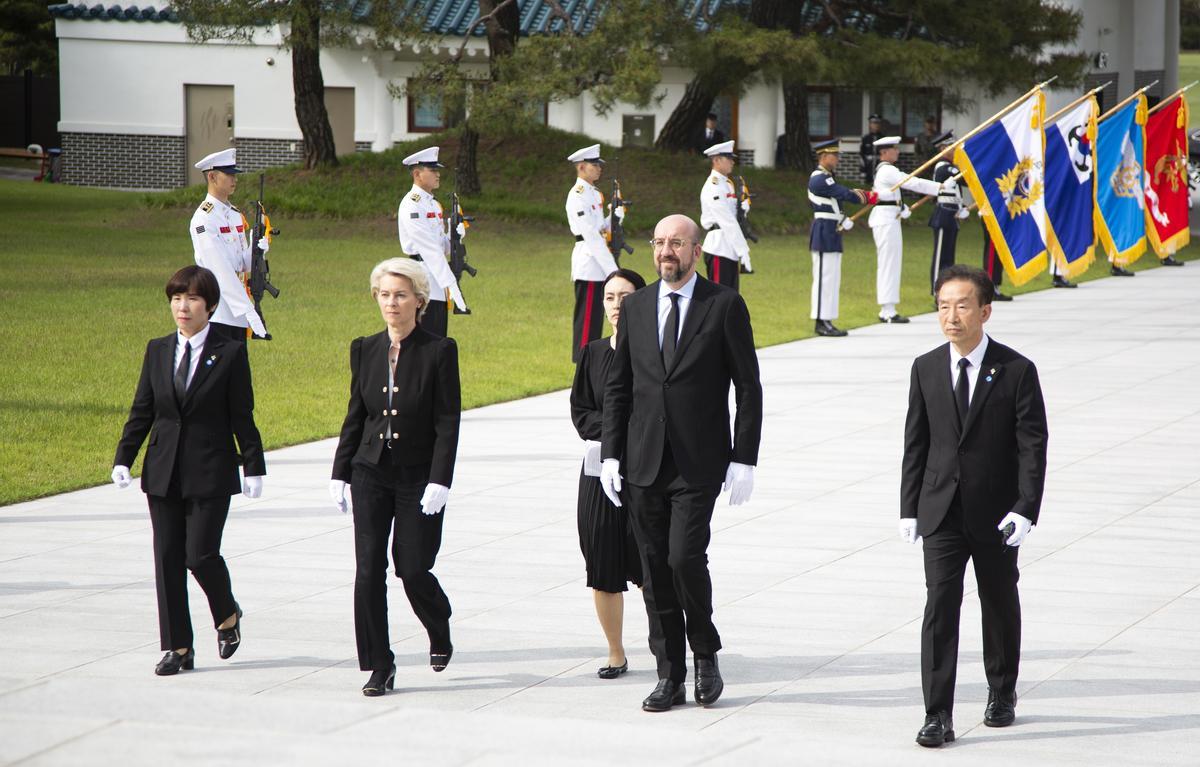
[570,268,646,679]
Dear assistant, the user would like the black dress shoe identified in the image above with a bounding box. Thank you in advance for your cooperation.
[1111,265,1136,276]
[155,648,195,676]
[1052,275,1077,288]
[362,664,396,697]
[915,710,955,747]
[642,678,686,712]
[597,659,628,679]
[1161,255,1185,266]
[694,655,724,707]
[430,644,452,672]
[984,688,1017,727]
[217,604,242,660]
[878,314,911,324]
[815,320,848,337]
[992,290,1014,301]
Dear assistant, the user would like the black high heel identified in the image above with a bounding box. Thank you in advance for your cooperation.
[430,644,453,672]
[155,648,195,676]
[362,664,396,697]
[217,604,243,660]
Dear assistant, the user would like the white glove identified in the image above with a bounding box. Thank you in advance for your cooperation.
[740,252,753,272]
[956,207,971,220]
[246,310,267,338]
[899,518,920,545]
[111,465,132,489]
[839,218,854,231]
[599,459,623,507]
[455,222,466,239]
[329,479,350,514]
[607,203,626,222]
[740,198,751,213]
[899,205,912,220]
[941,177,958,192]
[420,483,449,515]
[998,512,1033,547]
[256,237,270,254]
[242,475,263,499]
[723,462,754,506]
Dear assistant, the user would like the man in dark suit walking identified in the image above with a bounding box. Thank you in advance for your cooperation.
[601,213,762,712]
[901,264,1048,747]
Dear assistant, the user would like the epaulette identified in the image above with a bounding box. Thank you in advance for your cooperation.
[409,193,421,201]
[574,185,584,194]
[710,177,718,184]
[230,205,239,212]
[200,201,214,213]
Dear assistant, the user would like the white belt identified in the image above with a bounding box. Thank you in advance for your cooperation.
[807,192,841,215]
[814,212,842,221]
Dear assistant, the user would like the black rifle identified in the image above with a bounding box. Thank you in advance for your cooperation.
[249,174,279,339]
[735,175,758,274]
[608,179,633,264]
[448,192,476,315]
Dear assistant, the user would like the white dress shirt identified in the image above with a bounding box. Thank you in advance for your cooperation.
[189,194,265,335]
[699,170,749,261]
[175,323,211,389]
[657,271,698,349]
[949,333,989,406]
[397,184,467,309]
[565,178,618,282]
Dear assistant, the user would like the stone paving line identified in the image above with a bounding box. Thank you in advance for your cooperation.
[1,264,1198,766]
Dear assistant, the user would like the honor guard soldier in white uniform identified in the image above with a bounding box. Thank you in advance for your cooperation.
[189,148,269,343]
[565,143,620,362]
[869,136,953,323]
[808,139,875,337]
[397,146,468,337]
[699,140,751,292]
[928,131,971,299]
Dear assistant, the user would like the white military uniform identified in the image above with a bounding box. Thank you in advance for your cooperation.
[190,193,266,336]
[869,157,941,318]
[565,178,618,281]
[699,170,750,268]
[397,185,467,310]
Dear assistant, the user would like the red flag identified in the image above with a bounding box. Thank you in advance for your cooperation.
[1144,95,1190,257]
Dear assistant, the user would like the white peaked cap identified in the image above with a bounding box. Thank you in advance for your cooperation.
[402,146,444,167]
[194,148,239,172]
[872,136,902,148]
[567,144,604,163]
[703,140,736,157]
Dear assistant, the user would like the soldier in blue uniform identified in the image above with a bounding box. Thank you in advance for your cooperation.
[808,139,875,337]
[927,131,971,300]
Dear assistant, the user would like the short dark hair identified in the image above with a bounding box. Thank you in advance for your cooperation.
[935,264,994,305]
[706,112,718,121]
[165,264,220,316]
[606,268,647,291]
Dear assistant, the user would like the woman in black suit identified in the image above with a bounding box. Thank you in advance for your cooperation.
[329,257,461,696]
[112,265,266,676]
[570,268,645,679]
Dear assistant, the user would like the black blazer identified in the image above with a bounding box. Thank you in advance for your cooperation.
[332,327,460,487]
[602,276,762,487]
[114,330,265,498]
[901,338,1048,539]
[570,338,614,442]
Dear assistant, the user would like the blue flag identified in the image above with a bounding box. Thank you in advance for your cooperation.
[1094,95,1148,266]
[1044,97,1099,279]
[955,91,1048,286]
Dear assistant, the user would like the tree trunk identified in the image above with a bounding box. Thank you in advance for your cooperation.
[291,0,337,168]
[780,76,813,173]
[655,76,720,152]
[455,124,481,195]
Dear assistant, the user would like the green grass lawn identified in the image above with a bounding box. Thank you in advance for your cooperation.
[1179,51,1200,129]
[0,172,1192,505]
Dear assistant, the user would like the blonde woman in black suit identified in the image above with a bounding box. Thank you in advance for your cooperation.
[329,257,461,696]
[112,265,266,676]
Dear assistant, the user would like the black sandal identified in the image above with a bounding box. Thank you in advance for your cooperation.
[430,644,453,672]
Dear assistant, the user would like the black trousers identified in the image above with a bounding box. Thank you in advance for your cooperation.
[147,491,237,650]
[350,457,452,671]
[703,252,740,292]
[208,322,248,344]
[421,301,448,338]
[930,225,958,295]
[982,219,1004,288]
[921,495,1021,716]
[573,280,605,362]
[626,446,722,683]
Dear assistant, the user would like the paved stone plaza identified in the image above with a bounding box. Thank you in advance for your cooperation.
[2,264,1197,765]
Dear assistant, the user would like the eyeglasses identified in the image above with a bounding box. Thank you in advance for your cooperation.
[649,238,692,251]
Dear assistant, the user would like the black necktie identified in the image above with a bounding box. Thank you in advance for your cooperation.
[955,357,971,423]
[174,340,192,402]
[662,293,681,369]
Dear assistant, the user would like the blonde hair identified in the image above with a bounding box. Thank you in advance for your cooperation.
[369,257,431,317]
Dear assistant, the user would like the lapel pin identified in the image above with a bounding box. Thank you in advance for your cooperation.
[206,354,217,366]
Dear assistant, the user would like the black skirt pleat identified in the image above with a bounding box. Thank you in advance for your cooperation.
[577,468,643,593]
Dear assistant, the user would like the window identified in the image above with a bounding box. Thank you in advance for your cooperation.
[806,88,863,139]
[406,82,465,133]
[807,90,833,137]
[869,88,941,139]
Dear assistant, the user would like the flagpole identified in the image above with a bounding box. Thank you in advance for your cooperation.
[845,75,1057,225]
[1098,80,1159,123]
[1045,80,1112,125]
[1147,80,1200,115]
